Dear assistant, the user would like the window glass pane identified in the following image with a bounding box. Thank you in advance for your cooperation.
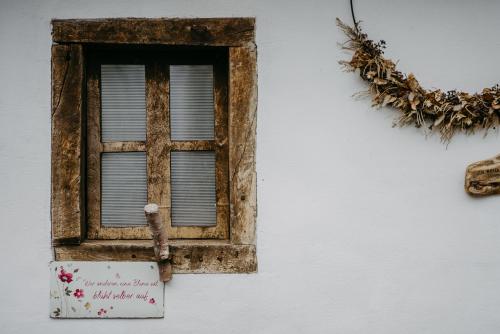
[171,151,216,226]
[101,152,147,226]
[170,65,214,140]
[101,64,146,142]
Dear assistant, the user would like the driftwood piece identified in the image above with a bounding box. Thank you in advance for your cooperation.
[144,204,172,282]
[465,155,500,196]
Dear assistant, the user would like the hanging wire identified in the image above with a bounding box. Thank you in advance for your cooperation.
[350,0,359,33]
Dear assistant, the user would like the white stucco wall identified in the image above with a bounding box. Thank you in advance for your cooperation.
[2,0,500,333]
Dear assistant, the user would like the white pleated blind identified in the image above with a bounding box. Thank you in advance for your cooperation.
[170,65,215,140]
[171,151,216,226]
[101,152,147,226]
[101,64,146,142]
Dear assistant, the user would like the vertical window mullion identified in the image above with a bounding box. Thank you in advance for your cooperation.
[86,59,102,239]
[213,57,230,238]
[146,61,171,232]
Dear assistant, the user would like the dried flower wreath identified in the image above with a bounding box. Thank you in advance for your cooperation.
[337,18,500,141]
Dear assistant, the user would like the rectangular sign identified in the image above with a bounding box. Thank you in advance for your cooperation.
[50,261,164,318]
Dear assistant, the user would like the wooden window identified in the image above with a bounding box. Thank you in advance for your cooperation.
[51,18,257,273]
[86,47,229,240]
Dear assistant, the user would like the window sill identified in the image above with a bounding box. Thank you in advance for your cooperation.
[54,240,257,273]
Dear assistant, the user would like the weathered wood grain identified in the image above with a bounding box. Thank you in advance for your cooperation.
[102,141,146,152]
[85,61,102,239]
[171,243,256,273]
[168,224,227,239]
[92,227,153,240]
[170,141,215,151]
[54,241,257,273]
[465,154,500,196]
[55,240,155,261]
[146,63,171,241]
[51,44,84,245]
[214,56,230,238]
[52,18,255,46]
[229,45,257,245]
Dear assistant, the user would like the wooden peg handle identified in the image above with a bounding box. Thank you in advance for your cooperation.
[144,203,172,282]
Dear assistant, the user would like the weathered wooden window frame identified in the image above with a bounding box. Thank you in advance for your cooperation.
[51,18,257,273]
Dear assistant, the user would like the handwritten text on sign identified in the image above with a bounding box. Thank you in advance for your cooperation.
[50,261,164,318]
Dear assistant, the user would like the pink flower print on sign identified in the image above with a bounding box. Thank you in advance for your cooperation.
[73,289,84,298]
[58,268,73,283]
[97,308,107,316]
[149,298,155,304]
